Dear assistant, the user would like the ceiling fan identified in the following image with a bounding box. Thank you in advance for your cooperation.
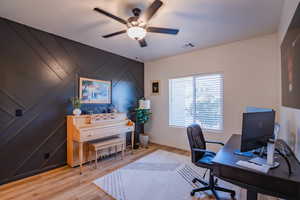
[94,0,179,47]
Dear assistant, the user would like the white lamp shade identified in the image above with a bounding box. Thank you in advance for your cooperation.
[139,99,151,109]
[144,100,151,109]
[127,26,147,40]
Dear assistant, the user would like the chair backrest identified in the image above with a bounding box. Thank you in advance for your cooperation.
[187,124,206,151]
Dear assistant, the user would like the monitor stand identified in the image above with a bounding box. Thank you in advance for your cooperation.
[249,140,280,169]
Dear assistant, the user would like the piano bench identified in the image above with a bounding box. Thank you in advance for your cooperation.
[88,137,125,168]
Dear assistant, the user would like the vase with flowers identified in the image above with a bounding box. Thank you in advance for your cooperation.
[70,97,82,116]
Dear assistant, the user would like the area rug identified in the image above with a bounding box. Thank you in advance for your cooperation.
[93,150,240,200]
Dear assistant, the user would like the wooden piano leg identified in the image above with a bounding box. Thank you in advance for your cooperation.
[95,150,98,169]
[115,145,117,160]
[79,142,83,175]
[122,143,124,159]
[131,130,134,153]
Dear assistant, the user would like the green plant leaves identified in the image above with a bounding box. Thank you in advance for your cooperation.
[136,108,152,124]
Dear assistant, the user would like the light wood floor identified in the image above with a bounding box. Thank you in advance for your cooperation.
[0,144,276,200]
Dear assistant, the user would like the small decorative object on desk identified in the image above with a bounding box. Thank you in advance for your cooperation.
[135,98,152,149]
[70,97,81,116]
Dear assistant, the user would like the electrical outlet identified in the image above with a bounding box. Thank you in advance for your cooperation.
[15,109,23,117]
[183,43,195,48]
[44,153,50,160]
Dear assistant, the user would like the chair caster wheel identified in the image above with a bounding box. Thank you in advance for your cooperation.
[192,178,197,183]
[231,192,236,199]
[190,191,195,196]
[214,178,218,186]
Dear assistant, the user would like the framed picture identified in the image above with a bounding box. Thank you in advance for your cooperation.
[79,77,111,104]
[151,80,160,95]
[281,3,300,109]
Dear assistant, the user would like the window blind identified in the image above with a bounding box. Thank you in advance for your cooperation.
[169,74,224,131]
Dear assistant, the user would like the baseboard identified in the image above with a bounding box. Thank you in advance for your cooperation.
[149,141,190,154]
[0,163,66,186]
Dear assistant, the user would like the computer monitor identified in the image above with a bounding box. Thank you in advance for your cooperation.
[240,110,275,152]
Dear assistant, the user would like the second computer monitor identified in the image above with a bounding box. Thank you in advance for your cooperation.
[241,110,275,152]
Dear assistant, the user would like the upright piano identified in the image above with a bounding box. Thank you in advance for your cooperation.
[67,113,135,173]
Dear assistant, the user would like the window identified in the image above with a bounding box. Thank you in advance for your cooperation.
[169,73,224,131]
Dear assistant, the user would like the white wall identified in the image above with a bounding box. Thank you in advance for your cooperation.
[144,34,280,151]
[278,0,300,159]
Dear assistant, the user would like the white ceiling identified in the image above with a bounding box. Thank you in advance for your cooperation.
[0,0,284,62]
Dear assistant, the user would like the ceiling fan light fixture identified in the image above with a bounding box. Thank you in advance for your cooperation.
[95,0,179,48]
[127,26,147,40]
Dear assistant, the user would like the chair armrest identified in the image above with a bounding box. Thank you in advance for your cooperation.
[192,148,215,155]
[205,140,224,146]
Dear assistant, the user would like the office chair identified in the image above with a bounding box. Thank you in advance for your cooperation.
[187,124,236,200]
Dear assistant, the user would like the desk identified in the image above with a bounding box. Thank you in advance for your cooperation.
[212,134,300,200]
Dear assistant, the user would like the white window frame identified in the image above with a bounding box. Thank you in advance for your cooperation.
[168,73,224,133]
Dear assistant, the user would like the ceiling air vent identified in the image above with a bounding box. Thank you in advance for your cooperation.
[183,43,195,48]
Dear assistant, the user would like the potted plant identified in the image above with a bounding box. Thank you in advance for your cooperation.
[70,97,82,116]
[135,106,152,148]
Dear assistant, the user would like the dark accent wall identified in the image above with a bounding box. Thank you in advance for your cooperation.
[0,17,144,185]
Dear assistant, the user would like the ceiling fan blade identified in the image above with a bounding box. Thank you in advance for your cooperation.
[147,27,179,35]
[102,30,127,38]
[138,39,147,47]
[141,0,163,22]
[94,8,127,25]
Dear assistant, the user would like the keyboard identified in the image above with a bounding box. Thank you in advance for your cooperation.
[236,160,270,173]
